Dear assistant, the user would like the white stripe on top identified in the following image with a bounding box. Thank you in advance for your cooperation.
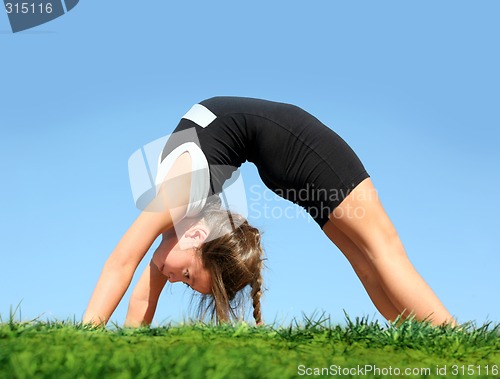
[182,103,217,128]
[155,142,210,218]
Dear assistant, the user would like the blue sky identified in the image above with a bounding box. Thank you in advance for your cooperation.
[1,1,498,326]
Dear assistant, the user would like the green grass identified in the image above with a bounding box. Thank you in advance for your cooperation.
[1,313,499,379]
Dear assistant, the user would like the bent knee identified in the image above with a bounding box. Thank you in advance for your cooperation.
[350,260,381,288]
[360,232,408,265]
[333,207,407,262]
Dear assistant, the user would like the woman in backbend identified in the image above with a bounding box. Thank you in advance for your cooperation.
[83,96,456,327]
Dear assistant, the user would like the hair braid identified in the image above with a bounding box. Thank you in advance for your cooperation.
[251,261,263,324]
[195,197,265,324]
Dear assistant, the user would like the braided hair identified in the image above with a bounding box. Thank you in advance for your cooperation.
[194,199,265,324]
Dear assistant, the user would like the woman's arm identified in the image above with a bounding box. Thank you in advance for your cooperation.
[124,260,168,327]
[83,153,192,326]
[82,208,173,326]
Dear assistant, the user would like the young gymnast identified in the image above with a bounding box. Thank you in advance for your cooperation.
[83,97,456,327]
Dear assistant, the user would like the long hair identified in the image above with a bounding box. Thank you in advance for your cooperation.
[194,199,264,324]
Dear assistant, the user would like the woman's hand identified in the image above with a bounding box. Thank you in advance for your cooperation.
[124,260,168,327]
[83,153,193,326]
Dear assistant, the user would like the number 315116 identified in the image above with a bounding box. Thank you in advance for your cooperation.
[5,3,53,14]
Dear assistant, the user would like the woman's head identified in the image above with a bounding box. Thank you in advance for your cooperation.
[195,199,265,324]
[152,197,264,323]
[151,223,212,294]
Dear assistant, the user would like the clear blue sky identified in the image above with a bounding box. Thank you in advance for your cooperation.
[1,1,498,326]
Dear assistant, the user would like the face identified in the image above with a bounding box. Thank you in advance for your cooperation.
[152,224,212,294]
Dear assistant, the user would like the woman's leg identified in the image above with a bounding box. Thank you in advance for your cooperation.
[329,178,456,326]
[322,220,401,321]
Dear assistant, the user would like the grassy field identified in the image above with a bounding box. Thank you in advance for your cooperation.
[1,314,499,379]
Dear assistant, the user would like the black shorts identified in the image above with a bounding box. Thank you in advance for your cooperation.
[159,97,369,227]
